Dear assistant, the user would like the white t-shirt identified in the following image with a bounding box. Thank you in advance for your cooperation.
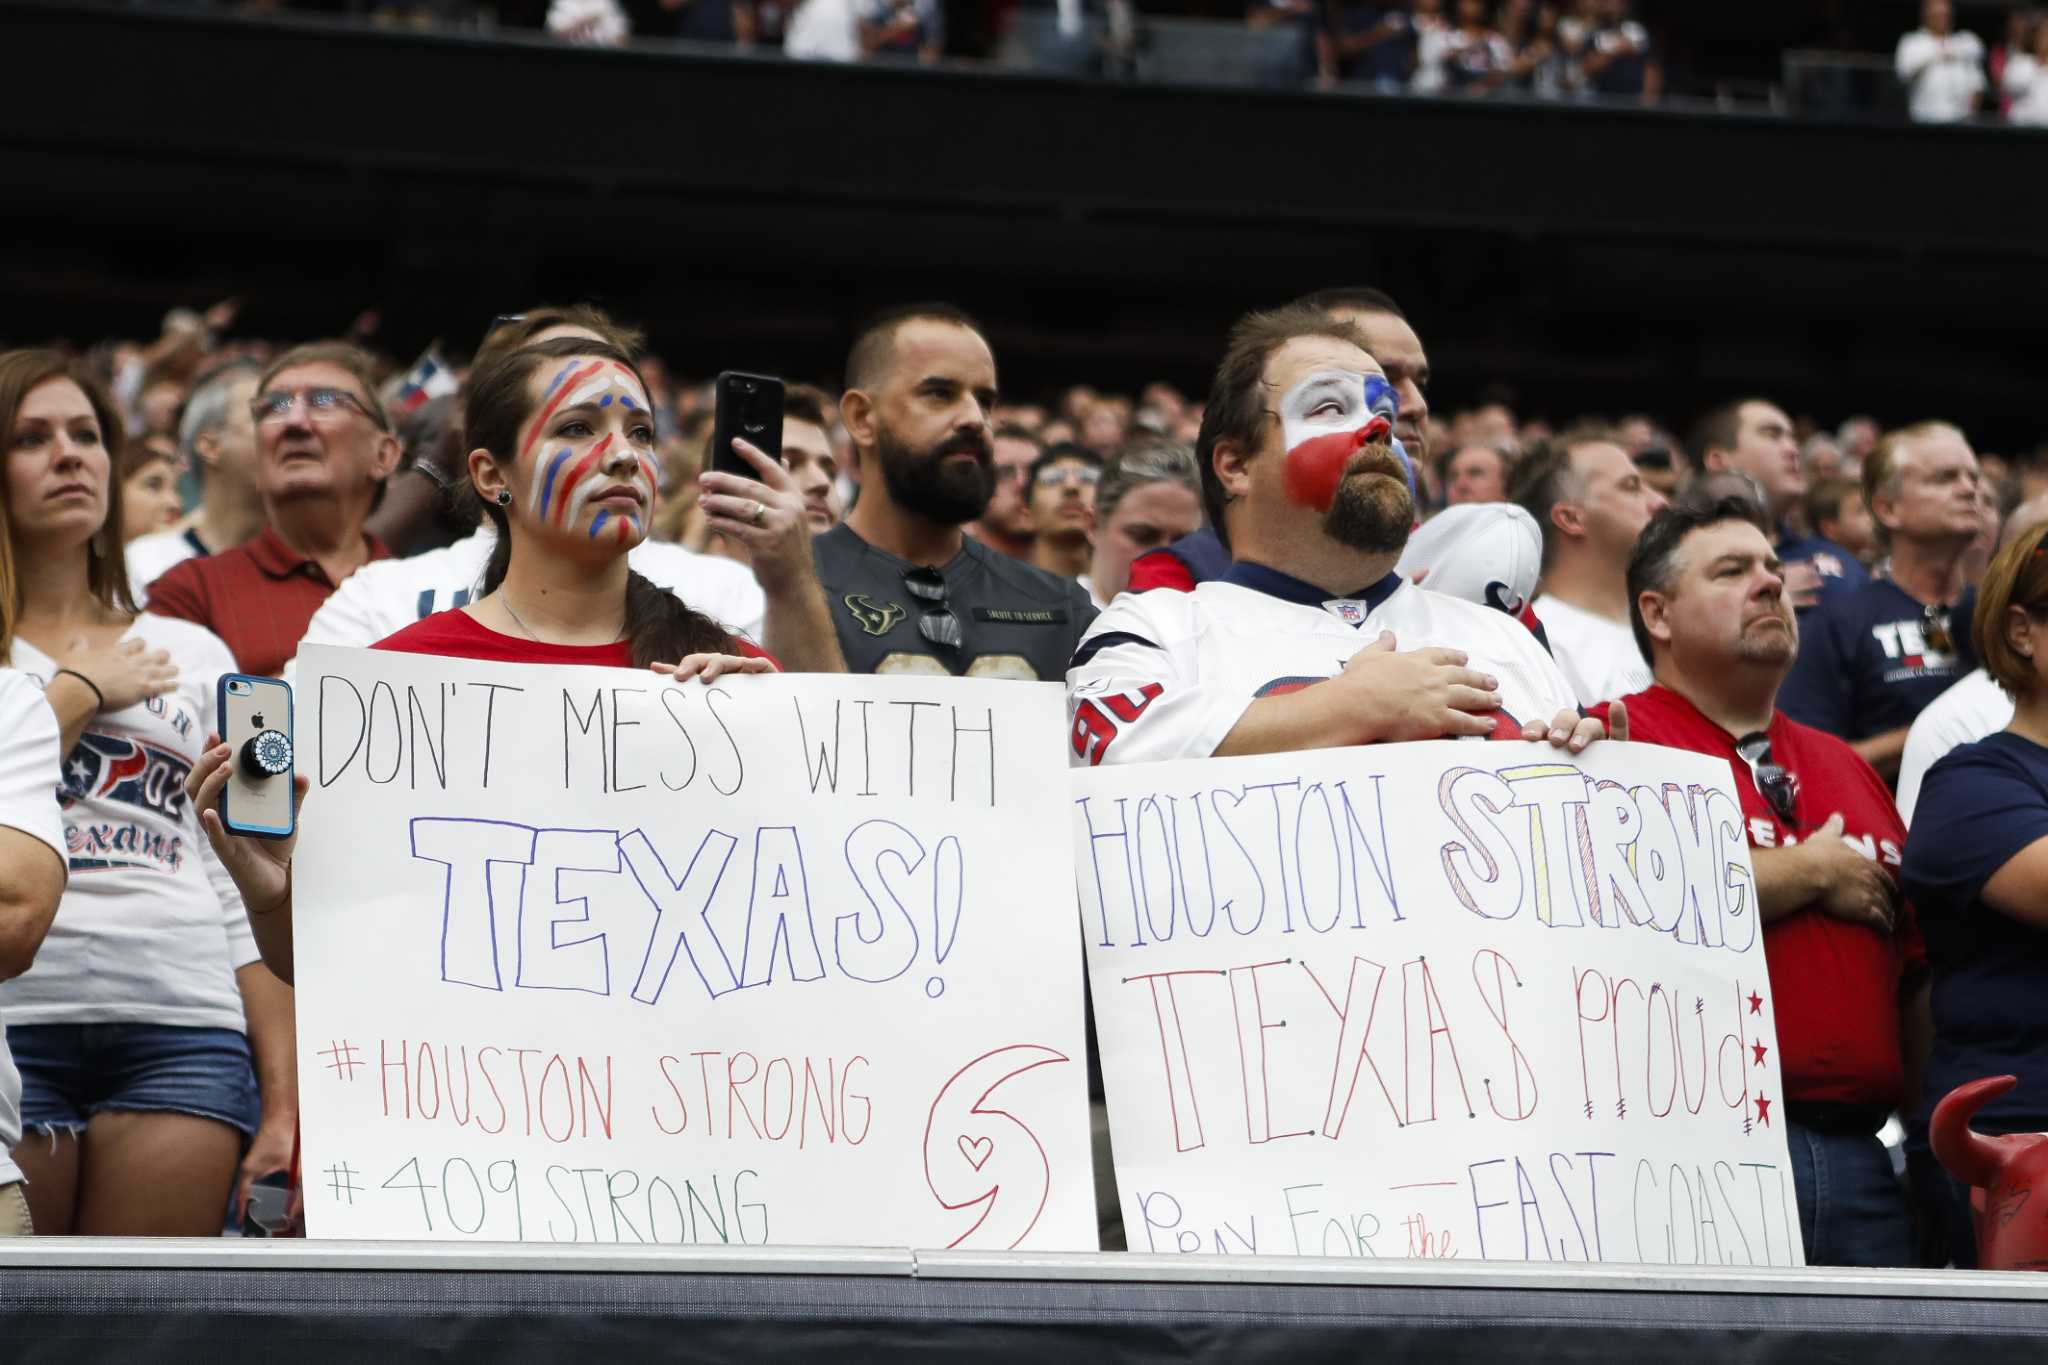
[285,529,769,678]
[125,526,210,608]
[1896,666,2014,826]
[1896,28,1986,122]
[2005,52,2048,126]
[1532,592,1651,708]
[546,0,629,44]
[1066,563,1577,766]
[1411,15,1454,93]
[786,0,862,60]
[0,671,66,1186]
[0,617,260,1032]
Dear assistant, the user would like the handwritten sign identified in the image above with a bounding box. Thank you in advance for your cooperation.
[1073,742,1803,1267]
[293,646,1096,1251]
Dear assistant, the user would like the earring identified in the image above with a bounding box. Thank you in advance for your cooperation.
[496,490,513,507]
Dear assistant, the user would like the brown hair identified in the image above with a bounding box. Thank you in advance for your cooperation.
[475,305,647,373]
[1507,423,1618,573]
[0,350,138,660]
[118,434,179,484]
[844,302,984,394]
[259,341,392,431]
[1804,475,1860,533]
[783,383,834,432]
[1863,421,1962,550]
[463,338,734,666]
[1974,519,2048,697]
[1194,305,1370,549]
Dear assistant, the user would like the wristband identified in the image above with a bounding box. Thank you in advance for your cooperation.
[53,668,105,710]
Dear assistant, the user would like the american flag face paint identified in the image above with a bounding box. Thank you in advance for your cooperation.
[520,360,658,546]
[1276,369,1408,513]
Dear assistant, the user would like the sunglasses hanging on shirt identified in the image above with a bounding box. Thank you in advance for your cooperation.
[901,566,963,651]
[1734,731,1801,825]
[1920,603,1954,655]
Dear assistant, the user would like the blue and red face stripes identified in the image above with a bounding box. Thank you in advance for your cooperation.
[518,360,657,545]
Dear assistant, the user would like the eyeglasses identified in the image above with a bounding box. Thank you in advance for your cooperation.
[901,565,962,652]
[1734,732,1800,825]
[1034,463,1102,489]
[251,386,387,431]
[1921,604,1954,655]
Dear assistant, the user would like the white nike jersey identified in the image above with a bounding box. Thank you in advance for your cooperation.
[1066,566,1577,767]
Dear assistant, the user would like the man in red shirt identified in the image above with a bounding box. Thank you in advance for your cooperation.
[1608,493,1926,1267]
[147,342,398,675]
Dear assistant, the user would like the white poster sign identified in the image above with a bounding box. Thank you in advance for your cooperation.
[294,646,1096,1251]
[1073,741,1803,1267]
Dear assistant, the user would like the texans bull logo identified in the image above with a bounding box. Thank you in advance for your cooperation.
[60,732,190,819]
[844,593,908,637]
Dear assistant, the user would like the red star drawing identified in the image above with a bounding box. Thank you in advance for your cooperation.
[1755,1094,1772,1126]
[1752,1040,1768,1066]
[1748,991,1764,1016]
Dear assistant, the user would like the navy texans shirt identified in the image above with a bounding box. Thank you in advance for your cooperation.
[1779,577,1971,742]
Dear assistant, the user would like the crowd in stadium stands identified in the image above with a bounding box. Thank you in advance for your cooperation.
[169,0,2048,119]
[5,287,2048,1274]
[1898,0,2048,123]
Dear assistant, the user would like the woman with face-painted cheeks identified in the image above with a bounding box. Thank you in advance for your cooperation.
[187,339,776,986]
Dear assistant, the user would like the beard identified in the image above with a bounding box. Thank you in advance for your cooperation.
[1322,442,1416,555]
[1734,612,1798,665]
[876,422,995,526]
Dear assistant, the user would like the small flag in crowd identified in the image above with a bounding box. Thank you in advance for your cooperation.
[393,346,459,415]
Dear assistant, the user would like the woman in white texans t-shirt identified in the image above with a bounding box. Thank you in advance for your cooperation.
[0,350,295,1236]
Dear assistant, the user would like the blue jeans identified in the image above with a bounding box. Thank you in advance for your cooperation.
[10,1023,258,1141]
[1785,1119,1915,1266]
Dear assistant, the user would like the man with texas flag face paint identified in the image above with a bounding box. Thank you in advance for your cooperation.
[1067,305,1611,766]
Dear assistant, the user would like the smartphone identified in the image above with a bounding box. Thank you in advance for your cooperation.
[709,370,785,479]
[216,673,296,840]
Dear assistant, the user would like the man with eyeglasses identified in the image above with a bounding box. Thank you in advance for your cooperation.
[966,426,1042,562]
[145,341,399,676]
[1024,444,1102,584]
[814,303,1098,679]
[1599,494,1924,1267]
[1779,421,1983,784]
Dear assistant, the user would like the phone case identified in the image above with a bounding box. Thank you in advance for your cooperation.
[710,370,786,479]
[216,674,296,839]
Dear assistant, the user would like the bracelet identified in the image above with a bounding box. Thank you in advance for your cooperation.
[53,668,105,710]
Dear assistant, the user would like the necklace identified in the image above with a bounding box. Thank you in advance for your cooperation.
[496,593,626,644]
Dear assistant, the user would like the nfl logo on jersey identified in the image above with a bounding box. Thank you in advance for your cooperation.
[1323,600,1368,626]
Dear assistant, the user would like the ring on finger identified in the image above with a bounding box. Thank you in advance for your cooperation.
[749,500,767,527]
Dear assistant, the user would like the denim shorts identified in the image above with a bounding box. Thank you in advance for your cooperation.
[9,1023,259,1140]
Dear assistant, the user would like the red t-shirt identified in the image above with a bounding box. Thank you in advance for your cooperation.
[1597,685,1925,1108]
[372,609,777,669]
